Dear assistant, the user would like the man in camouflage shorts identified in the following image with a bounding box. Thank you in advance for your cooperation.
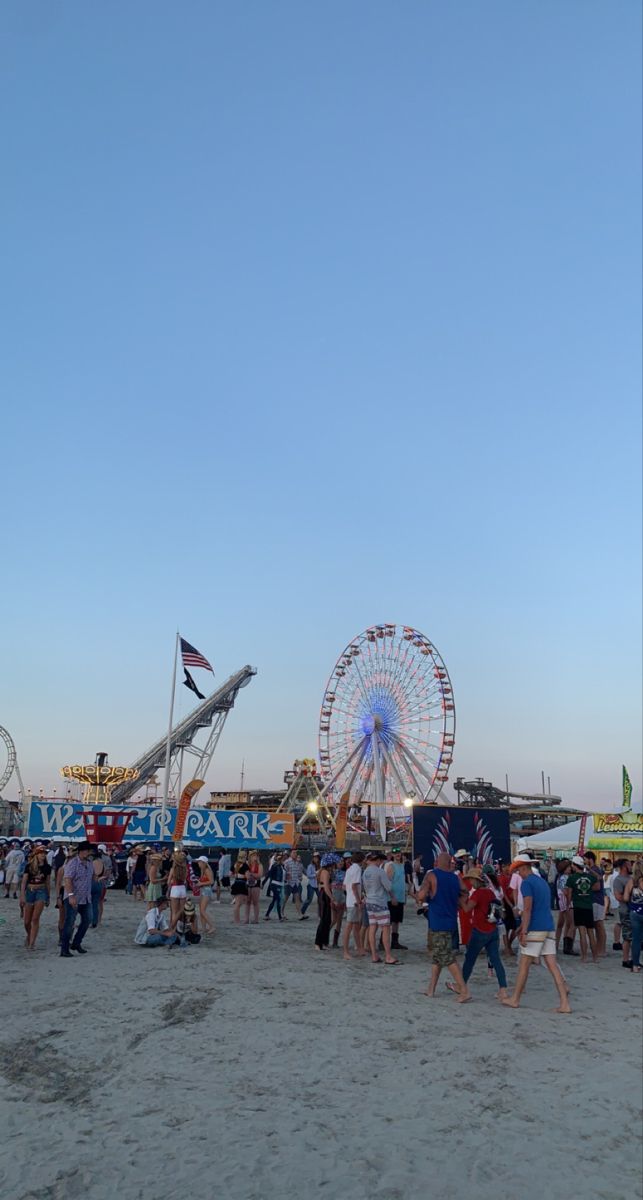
[416,852,471,1001]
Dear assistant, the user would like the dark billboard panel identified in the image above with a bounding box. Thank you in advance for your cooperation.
[413,805,511,870]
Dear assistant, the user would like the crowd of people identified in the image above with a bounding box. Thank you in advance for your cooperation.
[1,839,642,1006]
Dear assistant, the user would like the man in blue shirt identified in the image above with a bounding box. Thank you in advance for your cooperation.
[416,853,471,1002]
[502,854,571,1014]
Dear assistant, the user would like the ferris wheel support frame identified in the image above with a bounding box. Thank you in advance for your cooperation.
[371,731,387,840]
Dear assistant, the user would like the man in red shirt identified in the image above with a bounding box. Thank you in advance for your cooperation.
[450,867,508,1000]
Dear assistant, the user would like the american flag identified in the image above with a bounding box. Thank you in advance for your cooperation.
[180,637,213,673]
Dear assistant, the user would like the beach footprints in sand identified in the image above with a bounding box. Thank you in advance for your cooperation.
[19,1166,93,1200]
[161,989,220,1028]
[0,1039,94,1106]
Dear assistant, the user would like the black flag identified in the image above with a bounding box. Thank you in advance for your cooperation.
[183,668,205,700]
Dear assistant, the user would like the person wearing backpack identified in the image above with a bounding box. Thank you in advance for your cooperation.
[454,867,508,1000]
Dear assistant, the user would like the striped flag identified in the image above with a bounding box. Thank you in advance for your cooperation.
[180,637,213,673]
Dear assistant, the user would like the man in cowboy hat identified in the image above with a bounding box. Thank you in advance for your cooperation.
[60,841,94,958]
[502,855,571,1013]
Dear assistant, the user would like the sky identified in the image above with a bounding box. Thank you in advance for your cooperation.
[1,1,641,813]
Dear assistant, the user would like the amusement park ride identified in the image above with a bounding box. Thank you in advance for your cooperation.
[0,725,26,836]
[276,625,457,842]
[110,665,257,804]
[7,625,460,845]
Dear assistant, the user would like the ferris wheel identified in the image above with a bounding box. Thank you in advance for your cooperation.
[318,625,455,840]
[0,725,26,804]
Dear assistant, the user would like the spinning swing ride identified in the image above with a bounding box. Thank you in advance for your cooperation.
[318,625,455,841]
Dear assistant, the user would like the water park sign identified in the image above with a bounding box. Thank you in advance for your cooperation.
[27,802,295,849]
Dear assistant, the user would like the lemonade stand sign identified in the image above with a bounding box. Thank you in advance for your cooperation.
[588,812,643,854]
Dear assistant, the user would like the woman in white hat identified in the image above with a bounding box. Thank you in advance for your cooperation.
[195,856,215,934]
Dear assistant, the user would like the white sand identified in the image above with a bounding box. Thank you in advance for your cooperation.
[0,891,641,1200]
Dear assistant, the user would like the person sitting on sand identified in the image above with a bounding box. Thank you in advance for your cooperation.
[416,852,470,1002]
[502,855,571,1014]
[134,897,178,947]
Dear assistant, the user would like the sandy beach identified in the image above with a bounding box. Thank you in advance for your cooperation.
[1,890,641,1200]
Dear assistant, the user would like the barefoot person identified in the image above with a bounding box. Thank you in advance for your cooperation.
[416,852,470,1002]
[20,846,51,950]
[502,855,571,1014]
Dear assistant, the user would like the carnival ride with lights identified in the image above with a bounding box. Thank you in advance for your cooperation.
[61,752,140,805]
[318,625,455,841]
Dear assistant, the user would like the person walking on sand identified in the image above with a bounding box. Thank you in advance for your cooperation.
[565,856,600,964]
[300,853,320,918]
[342,851,365,959]
[60,841,94,958]
[502,856,571,1013]
[361,852,399,965]
[416,853,470,1001]
[20,846,51,950]
[264,853,286,921]
[283,850,304,916]
[4,842,23,900]
[452,867,508,1001]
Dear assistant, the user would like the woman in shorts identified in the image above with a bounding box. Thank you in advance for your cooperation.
[194,856,216,933]
[246,852,263,925]
[166,851,188,930]
[146,853,164,906]
[20,846,51,950]
[230,860,250,924]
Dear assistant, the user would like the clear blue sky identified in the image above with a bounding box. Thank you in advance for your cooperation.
[2,1,641,811]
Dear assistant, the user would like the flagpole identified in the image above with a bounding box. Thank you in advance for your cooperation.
[160,632,180,841]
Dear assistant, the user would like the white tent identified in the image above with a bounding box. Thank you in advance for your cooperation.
[518,817,588,852]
